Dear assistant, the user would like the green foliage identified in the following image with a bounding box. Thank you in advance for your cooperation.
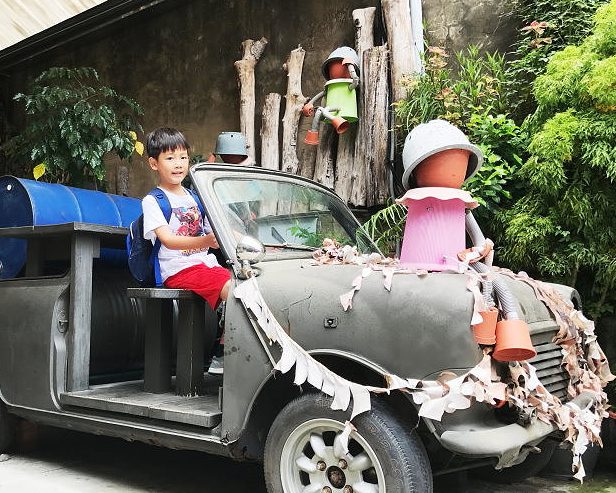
[500,0,616,316]
[395,45,508,137]
[463,113,525,225]
[505,0,609,119]
[1,67,143,187]
[360,200,407,255]
[288,222,344,248]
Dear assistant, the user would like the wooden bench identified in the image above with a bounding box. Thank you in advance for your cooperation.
[126,287,217,396]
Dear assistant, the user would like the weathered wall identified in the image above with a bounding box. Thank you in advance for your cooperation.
[422,0,516,54]
[0,0,516,198]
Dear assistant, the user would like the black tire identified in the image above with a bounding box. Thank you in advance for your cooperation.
[0,401,16,453]
[264,392,433,493]
[472,438,556,484]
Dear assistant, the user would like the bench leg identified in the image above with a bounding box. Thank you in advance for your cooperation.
[143,298,173,393]
[176,297,206,396]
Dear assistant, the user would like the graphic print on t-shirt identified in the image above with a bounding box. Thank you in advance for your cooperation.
[173,206,207,255]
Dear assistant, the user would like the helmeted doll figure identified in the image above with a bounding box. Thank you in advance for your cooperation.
[302,46,360,145]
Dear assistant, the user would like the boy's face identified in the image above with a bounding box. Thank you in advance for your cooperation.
[149,147,189,187]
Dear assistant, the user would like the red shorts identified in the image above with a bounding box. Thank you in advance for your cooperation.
[164,264,231,310]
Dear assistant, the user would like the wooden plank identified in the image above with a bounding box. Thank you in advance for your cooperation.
[60,385,222,428]
[143,298,173,393]
[176,297,206,396]
[66,231,99,391]
[127,287,199,299]
[0,223,127,249]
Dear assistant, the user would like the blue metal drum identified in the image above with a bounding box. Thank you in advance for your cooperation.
[0,176,141,278]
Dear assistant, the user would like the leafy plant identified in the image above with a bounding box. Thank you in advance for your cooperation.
[1,67,143,188]
[395,45,509,139]
[360,200,407,255]
[505,0,609,119]
[499,0,616,317]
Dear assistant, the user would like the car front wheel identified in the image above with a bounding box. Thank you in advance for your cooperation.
[264,393,432,493]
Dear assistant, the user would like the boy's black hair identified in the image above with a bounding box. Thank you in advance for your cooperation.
[146,127,190,159]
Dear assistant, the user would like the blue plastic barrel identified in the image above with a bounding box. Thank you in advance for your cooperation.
[0,176,141,279]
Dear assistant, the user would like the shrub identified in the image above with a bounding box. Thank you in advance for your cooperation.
[1,67,143,188]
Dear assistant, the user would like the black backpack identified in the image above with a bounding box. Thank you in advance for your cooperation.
[126,188,204,286]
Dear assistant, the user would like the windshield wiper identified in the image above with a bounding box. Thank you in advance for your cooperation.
[263,243,317,251]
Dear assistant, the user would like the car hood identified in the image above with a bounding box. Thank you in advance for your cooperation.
[254,259,480,379]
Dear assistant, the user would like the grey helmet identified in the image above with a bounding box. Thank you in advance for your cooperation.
[401,119,483,189]
[215,132,248,157]
[321,46,360,79]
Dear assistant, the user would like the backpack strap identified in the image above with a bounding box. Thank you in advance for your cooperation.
[186,188,205,217]
[148,188,172,287]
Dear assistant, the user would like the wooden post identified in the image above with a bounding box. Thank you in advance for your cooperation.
[352,45,390,207]
[353,7,376,53]
[335,7,377,203]
[235,37,268,161]
[313,125,337,189]
[260,93,281,170]
[334,125,357,203]
[67,232,99,391]
[381,0,415,103]
[281,46,307,176]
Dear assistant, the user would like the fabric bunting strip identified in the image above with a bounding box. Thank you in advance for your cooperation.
[234,247,614,481]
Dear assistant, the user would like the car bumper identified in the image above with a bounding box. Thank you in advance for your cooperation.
[437,391,595,468]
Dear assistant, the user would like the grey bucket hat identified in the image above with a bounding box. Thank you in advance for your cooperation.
[321,46,360,79]
[401,119,483,190]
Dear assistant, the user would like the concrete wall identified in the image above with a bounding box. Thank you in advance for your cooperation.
[0,0,516,197]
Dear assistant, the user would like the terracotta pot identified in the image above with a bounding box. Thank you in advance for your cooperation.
[473,307,498,345]
[493,319,537,362]
[327,61,351,79]
[413,148,471,188]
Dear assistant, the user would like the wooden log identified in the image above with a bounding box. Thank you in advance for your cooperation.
[281,46,307,176]
[260,93,281,170]
[334,125,356,203]
[381,0,415,103]
[335,7,376,203]
[259,93,282,217]
[352,45,389,207]
[234,37,268,161]
[353,7,376,54]
[313,125,336,190]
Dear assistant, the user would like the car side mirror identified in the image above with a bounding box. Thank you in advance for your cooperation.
[236,236,265,264]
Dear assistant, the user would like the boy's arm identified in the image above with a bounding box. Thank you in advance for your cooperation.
[154,225,219,250]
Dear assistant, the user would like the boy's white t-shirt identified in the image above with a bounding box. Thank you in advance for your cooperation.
[142,188,220,282]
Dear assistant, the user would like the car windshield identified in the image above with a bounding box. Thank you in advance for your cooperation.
[212,177,378,254]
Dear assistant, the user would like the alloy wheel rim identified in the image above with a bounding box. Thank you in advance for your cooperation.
[279,417,385,493]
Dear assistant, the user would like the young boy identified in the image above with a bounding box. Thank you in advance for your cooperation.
[142,127,230,372]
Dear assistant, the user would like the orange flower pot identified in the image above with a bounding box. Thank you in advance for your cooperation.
[473,307,498,345]
[327,60,351,79]
[493,319,537,362]
[413,148,471,188]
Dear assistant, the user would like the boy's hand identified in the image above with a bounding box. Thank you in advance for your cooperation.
[204,232,219,249]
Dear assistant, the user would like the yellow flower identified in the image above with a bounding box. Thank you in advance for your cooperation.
[33,163,46,180]
[134,140,144,156]
[129,131,137,141]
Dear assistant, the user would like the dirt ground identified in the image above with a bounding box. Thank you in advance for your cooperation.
[0,423,615,493]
